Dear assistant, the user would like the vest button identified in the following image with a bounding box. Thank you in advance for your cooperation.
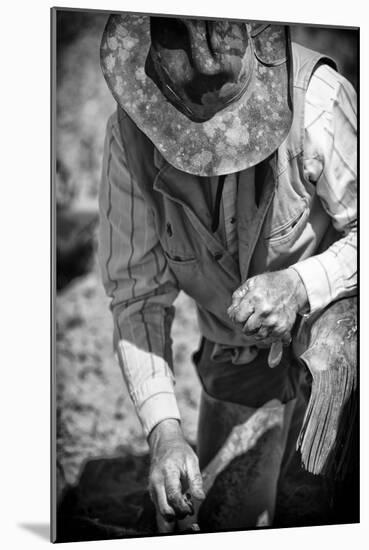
[214,252,223,261]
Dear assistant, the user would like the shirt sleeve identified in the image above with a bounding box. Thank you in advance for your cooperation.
[97,110,181,437]
[290,64,357,314]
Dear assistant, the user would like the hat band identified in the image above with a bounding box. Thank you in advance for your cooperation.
[254,50,287,67]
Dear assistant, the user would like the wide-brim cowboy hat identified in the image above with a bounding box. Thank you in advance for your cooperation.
[100,14,293,176]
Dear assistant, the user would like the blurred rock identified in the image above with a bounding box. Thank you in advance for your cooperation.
[57,12,114,205]
[56,205,98,290]
[56,10,115,290]
[56,158,76,210]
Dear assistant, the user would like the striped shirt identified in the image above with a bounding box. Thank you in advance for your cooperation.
[98,64,357,437]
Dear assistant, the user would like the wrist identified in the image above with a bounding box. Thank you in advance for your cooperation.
[148,418,182,449]
[287,268,309,313]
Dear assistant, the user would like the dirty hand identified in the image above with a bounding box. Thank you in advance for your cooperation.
[227,268,308,347]
[148,419,205,532]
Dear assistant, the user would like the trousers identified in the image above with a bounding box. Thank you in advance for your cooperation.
[194,297,357,529]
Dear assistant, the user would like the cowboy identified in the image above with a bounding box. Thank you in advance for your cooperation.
[98,14,357,531]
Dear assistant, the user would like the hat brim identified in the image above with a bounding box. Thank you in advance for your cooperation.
[101,14,293,176]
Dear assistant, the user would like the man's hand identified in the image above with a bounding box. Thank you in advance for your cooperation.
[148,419,205,532]
[227,268,308,347]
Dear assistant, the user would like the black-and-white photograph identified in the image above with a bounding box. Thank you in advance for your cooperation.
[52,7,358,543]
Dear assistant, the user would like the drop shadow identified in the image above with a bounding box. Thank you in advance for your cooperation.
[18,523,50,541]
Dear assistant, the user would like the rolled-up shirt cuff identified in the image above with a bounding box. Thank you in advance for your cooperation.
[289,255,338,315]
[138,390,181,438]
[115,342,181,437]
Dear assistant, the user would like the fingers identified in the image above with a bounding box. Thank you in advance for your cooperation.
[229,283,248,310]
[228,278,266,324]
[150,454,205,533]
[242,312,262,334]
[242,309,292,343]
[186,458,205,501]
[149,475,175,520]
[165,473,193,518]
[233,298,255,324]
[227,279,256,317]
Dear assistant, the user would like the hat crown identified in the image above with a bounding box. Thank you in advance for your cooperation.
[147,18,254,122]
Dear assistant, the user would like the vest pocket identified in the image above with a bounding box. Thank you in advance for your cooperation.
[163,251,201,299]
[264,203,310,245]
[163,250,198,265]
